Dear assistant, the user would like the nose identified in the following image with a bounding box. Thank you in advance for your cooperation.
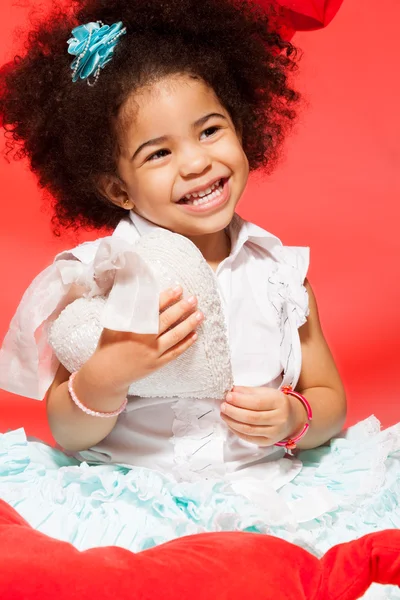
[178,143,212,178]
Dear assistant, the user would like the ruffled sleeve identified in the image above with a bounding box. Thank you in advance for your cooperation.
[269,246,310,327]
[267,246,310,389]
[0,236,160,401]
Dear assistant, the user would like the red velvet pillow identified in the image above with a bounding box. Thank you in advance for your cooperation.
[0,500,399,600]
[274,0,344,31]
[252,0,345,42]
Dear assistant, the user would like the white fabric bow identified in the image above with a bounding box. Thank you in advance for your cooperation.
[0,237,160,400]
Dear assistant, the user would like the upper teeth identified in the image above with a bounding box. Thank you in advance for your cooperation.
[185,180,221,200]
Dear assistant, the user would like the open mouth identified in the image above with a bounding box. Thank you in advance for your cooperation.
[178,179,226,206]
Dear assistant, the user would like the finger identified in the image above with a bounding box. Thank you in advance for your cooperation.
[221,414,273,438]
[225,390,279,411]
[221,402,279,426]
[232,386,259,395]
[224,425,274,448]
[159,309,204,354]
[159,286,183,312]
[160,331,198,363]
[158,295,199,335]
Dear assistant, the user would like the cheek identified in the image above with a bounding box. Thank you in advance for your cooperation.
[232,146,250,182]
[241,148,250,175]
[130,169,174,199]
[224,138,249,174]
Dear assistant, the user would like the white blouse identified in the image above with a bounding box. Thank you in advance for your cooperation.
[0,212,310,493]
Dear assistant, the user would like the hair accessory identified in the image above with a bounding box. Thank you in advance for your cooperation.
[275,386,313,451]
[67,21,127,86]
[68,371,128,417]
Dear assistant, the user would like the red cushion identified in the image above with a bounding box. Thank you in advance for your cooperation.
[0,500,399,600]
[275,0,344,30]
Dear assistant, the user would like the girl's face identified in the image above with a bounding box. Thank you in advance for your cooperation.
[109,74,249,238]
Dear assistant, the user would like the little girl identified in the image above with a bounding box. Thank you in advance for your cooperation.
[0,0,399,570]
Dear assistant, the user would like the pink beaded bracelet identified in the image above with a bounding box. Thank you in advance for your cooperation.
[275,386,313,451]
[68,371,128,418]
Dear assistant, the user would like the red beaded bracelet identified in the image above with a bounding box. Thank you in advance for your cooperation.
[275,386,313,451]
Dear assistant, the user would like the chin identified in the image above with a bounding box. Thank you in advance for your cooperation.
[182,212,235,237]
[181,198,238,234]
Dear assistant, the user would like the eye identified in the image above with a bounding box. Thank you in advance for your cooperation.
[146,149,170,162]
[200,126,221,139]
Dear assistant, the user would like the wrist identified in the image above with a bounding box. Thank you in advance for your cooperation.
[288,394,309,437]
[69,371,127,418]
[85,350,132,394]
[275,387,313,451]
[76,359,130,408]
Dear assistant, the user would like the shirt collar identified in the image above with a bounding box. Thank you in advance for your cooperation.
[128,211,160,237]
[113,211,282,260]
[111,211,156,243]
[228,213,282,260]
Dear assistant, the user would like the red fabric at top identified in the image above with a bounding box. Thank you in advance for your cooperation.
[274,0,344,30]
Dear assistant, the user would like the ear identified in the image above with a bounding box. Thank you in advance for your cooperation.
[96,174,134,210]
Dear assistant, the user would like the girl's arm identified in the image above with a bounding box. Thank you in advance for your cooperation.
[46,286,203,453]
[46,358,129,453]
[293,280,347,449]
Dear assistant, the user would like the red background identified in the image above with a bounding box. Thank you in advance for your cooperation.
[0,0,399,445]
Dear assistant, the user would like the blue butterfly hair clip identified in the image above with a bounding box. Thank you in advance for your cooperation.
[67,20,127,86]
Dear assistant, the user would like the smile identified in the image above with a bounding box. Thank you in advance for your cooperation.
[177,178,230,213]
[179,179,224,205]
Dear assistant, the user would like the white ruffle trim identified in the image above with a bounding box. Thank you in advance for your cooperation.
[171,399,227,482]
[267,246,310,388]
[268,245,310,330]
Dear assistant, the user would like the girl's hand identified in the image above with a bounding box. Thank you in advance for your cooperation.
[93,286,203,389]
[220,386,307,447]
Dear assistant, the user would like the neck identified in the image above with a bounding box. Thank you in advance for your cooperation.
[187,229,231,271]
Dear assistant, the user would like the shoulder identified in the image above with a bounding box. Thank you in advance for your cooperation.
[55,238,102,265]
[273,245,310,284]
[234,215,310,282]
[54,216,139,265]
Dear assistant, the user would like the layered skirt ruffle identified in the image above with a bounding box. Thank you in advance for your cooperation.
[1,415,399,600]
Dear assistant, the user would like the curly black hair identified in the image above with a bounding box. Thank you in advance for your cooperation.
[0,0,300,233]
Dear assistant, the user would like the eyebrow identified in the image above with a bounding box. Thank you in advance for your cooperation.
[130,112,228,161]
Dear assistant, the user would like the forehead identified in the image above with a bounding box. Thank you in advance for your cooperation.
[118,74,227,143]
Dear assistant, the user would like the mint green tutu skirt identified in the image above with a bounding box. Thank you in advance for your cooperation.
[1,416,399,598]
